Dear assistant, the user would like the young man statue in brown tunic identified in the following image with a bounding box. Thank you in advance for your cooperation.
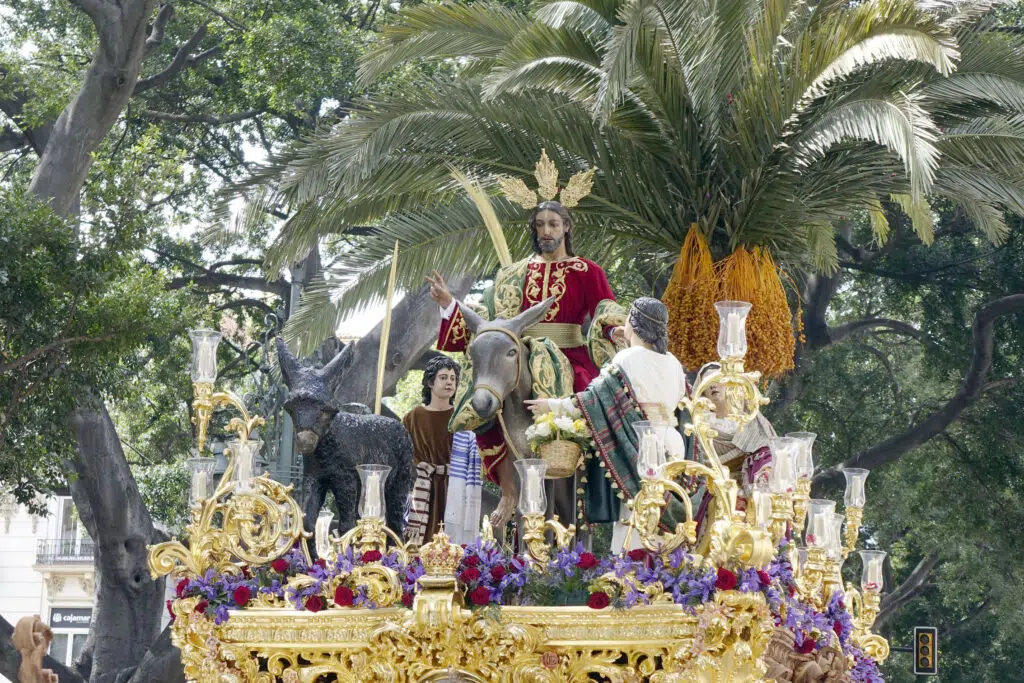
[403,356,460,547]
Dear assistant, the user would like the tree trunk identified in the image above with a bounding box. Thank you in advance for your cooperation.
[333,277,476,406]
[68,394,169,683]
[29,0,159,214]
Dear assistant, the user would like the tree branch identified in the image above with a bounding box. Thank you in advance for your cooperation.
[0,334,115,372]
[0,66,54,155]
[0,126,28,153]
[815,294,1024,487]
[829,318,923,344]
[144,3,176,55]
[137,107,264,125]
[875,551,940,629]
[134,24,214,93]
[215,298,278,316]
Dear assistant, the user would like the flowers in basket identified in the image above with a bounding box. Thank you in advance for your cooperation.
[525,400,591,452]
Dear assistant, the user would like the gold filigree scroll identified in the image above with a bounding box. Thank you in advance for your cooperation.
[148,474,310,580]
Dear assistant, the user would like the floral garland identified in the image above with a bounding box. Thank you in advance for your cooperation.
[170,540,884,681]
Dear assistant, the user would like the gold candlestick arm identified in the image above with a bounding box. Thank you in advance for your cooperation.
[844,505,864,556]
[522,513,575,567]
[769,494,792,546]
[792,479,811,538]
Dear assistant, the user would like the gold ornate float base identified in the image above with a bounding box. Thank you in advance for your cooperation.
[172,592,774,683]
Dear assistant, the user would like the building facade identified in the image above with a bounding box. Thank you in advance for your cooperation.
[0,494,122,680]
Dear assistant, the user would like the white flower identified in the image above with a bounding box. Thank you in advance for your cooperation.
[553,416,575,433]
[534,421,552,438]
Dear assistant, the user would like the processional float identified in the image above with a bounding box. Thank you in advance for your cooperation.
[149,302,888,682]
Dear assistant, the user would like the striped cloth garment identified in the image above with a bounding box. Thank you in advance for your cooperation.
[443,431,482,546]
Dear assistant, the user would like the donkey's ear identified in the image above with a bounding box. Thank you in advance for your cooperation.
[275,335,301,387]
[319,342,354,385]
[460,302,486,335]
[509,296,556,335]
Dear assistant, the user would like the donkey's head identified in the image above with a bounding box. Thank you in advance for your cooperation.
[276,336,353,456]
[462,297,555,420]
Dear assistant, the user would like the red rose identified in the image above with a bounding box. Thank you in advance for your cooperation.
[490,565,507,581]
[757,570,771,586]
[459,568,482,583]
[469,586,491,606]
[166,600,175,622]
[401,591,414,608]
[587,591,610,609]
[334,585,355,607]
[715,567,738,591]
[463,555,479,567]
[240,565,251,579]
[833,621,843,638]
[576,552,599,570]
[194,600,208,614]
[788,585,797,597]
[627,549,647,562]
[797,638,816,654]
[361,550,382,563]
[232,585,252,607]
[314,558,327,569]
[175,578,189,598]
[304,595,325,612]
[271,558,290,574]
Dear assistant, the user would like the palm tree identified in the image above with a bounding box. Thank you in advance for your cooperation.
[247,0,1024,350]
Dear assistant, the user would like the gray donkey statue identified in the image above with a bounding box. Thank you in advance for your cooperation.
[459,297,577,527]
[275,336,414,544]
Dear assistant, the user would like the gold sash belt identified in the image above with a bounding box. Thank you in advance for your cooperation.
[524,322,586,349]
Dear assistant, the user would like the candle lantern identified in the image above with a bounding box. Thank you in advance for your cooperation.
[634,421,669,480]
[189,329,222,383]
[860,550,886,593]
[714,301,752,359]
[357,464,391,520]
[230,438,262,494]
[514,459,548,516]
[187,455,216,505]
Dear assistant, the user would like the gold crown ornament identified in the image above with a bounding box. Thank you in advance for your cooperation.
[419,524,464,576]
[498,149,596,209]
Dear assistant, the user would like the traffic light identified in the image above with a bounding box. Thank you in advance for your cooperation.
[914,626,938,676]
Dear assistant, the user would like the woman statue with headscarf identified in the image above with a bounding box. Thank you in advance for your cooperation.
[526,297,693,552]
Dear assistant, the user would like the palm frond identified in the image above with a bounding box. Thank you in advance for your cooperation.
[867,196,891,244]
[357,3,532,87]
[891,192,935,244]
[789,93,939,200]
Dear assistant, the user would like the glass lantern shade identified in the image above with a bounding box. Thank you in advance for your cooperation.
[859,549,887,592]
[714,301,752,359]
[514,459,548,516]
[357,464,391,520]
[315,509,335,559]
[843,468,869,507]
[768,437,799,494]
[229,438,262,494]
[187,456,216,505]
[786,432,817,480]
[634,420,670,479]
[188,329,222,383]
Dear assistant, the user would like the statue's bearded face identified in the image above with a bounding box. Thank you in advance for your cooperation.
[533,210,567,253]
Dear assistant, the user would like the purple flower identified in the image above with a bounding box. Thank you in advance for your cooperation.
[738,568,762,593]
[214,605,230,625]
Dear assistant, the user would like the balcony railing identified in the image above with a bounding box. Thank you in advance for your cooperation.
[37,538,95,564]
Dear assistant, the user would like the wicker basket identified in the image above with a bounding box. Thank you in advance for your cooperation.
[538,439,581,479]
